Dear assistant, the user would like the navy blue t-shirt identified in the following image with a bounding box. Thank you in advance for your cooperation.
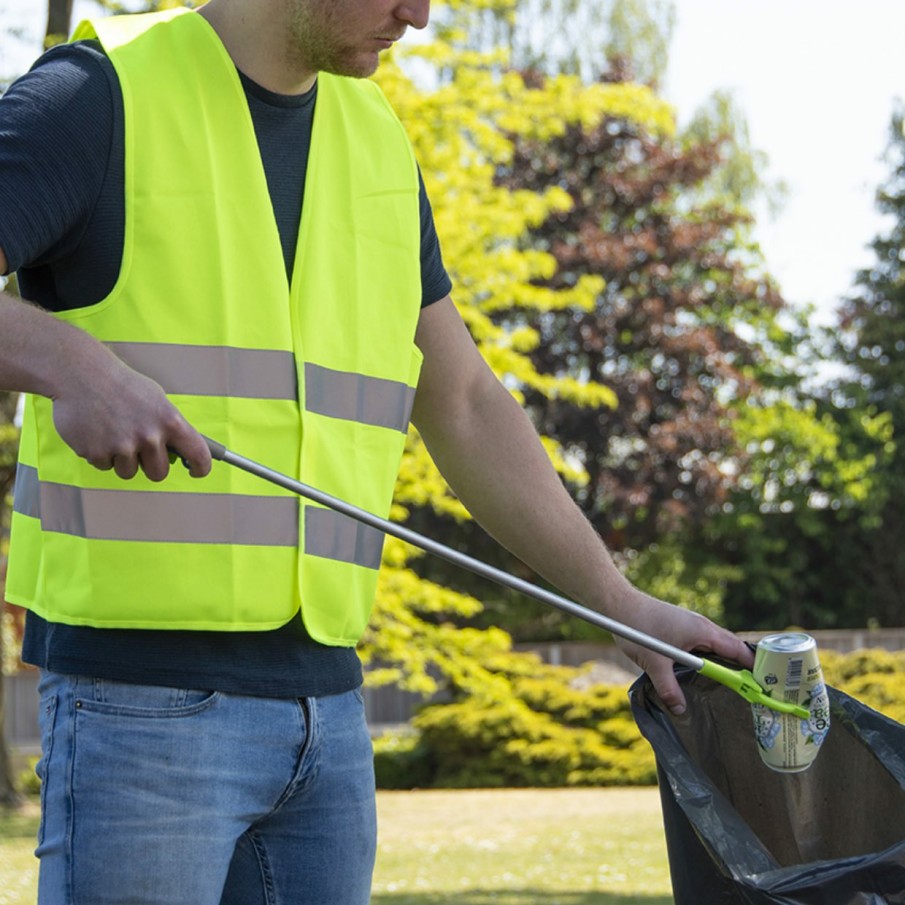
[0,41,452,698]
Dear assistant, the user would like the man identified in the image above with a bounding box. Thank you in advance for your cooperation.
[0,1,753,902]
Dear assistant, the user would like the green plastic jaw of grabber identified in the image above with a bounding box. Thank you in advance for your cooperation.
[698,659,810,720]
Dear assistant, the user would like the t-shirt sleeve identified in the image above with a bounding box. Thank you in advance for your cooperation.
[0,42,114,274]
[418,168,452,308]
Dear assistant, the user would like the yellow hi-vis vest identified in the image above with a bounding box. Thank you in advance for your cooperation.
[6,8,423,645]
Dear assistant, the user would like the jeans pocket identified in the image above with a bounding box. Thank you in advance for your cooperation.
[35,694,58,847]
[76,678,219,718]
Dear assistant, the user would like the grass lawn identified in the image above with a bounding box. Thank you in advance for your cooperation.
[0,801,40,905]
[0,788,673,905]
[373,788,673,905]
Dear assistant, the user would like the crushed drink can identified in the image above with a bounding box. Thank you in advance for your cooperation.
[751,632,830,772]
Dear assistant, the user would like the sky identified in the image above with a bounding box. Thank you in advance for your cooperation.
[664,1,905,326]
[1,1,904,327]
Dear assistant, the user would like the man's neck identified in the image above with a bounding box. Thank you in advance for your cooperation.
[197,0,318,96]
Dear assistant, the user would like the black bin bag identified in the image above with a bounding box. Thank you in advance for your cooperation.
[629,668,905,904]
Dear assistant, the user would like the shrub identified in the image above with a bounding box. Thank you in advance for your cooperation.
[372,730,433,790]
[372,646,905,790]
[17,756,40,796]
[374,650,656,789]
[821,649,905,723]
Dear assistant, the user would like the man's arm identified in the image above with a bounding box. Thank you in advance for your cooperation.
[411,296,753,714]
[0,248,210,480]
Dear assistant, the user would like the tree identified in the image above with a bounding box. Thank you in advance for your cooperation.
[504,107,785,548]
[426,0,884,639]
[681,90,788,218]
[45,0,74,47]
[666,97,899,631]
[433,0,675,86]
[699,383,893,631]
[829,102,905,626]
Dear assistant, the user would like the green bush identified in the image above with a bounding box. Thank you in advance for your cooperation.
[410,693,656,789]
[822,649,905,724]
[373,730,433,790]
[17,756,40,796]
[372,646,905,790]
[821,648,903,681]
[374,651,656,789]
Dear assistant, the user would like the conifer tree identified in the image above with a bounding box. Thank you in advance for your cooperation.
[832,103,905,625]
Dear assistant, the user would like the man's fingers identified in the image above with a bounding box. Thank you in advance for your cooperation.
[721,634,756,669]
[133,428,211,481]
[694,626,756,670]
[138,443,173,483]
[167,427,213,478]
[645,658,688,717]
[49,357,214,482]
[78,423,211,482]
[112,453,140,481]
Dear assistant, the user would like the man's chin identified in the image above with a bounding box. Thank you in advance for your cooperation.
[328,51,382,80]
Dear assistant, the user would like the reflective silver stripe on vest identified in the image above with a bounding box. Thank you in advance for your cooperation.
[305,363,415,434]
[15,465,382,568]
[12,463,40,520]
[105,344,414,432]
[13,465,298,546]
[305,506,385,571]
[106,342,298,399]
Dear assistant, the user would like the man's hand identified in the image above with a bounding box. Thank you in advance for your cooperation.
[50,351,211,482]
[612,591,755,715]
[0,288,210,481]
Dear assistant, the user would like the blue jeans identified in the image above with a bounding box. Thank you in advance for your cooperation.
[35,672,377,905]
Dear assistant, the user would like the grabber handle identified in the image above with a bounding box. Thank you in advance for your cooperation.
[699,659,809,719]
[201,435,809,721]
[205,437,228,461]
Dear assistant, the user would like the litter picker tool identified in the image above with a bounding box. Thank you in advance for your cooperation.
[200,436,809,720]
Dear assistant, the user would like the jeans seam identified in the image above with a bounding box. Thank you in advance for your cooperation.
[36,694,57,848]
[65,690,76,905]
[297,696,320,793]
[270,697,319,814]
[248,831,277,905]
